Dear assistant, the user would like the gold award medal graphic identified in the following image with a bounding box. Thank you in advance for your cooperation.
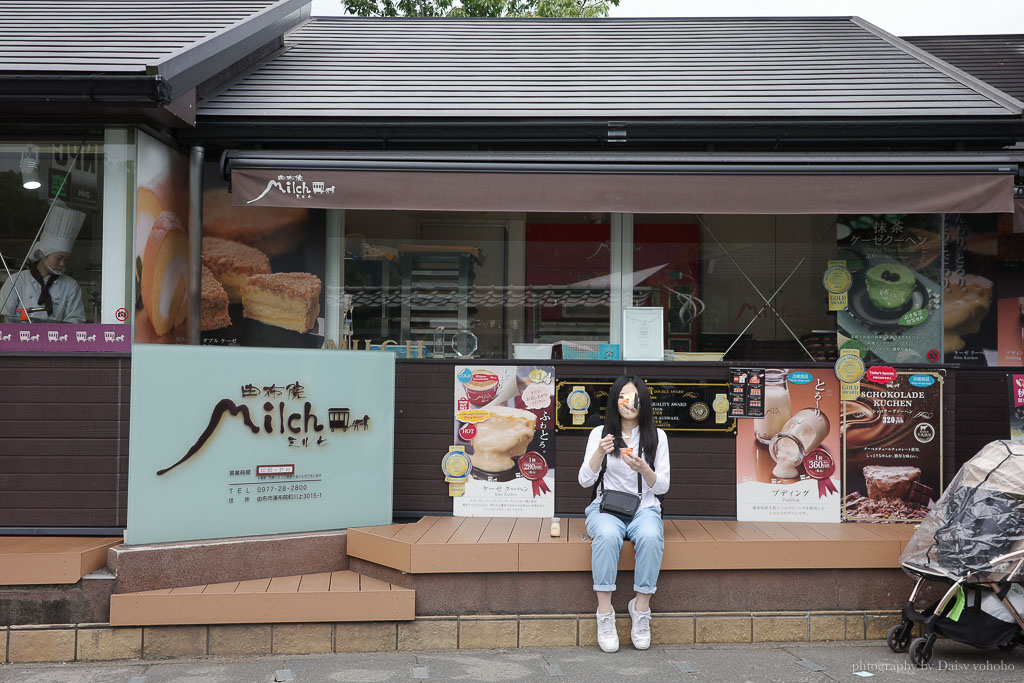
[712,393,730,424]
[442,446,471,496]
[835,349,865,400]
[823,259,852,311]
[567,385,591,425]
[689,401,710,422]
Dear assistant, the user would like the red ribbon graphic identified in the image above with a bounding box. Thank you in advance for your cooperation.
[518,451,551,497]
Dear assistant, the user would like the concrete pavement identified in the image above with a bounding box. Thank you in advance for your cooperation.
[0,640,1020,682]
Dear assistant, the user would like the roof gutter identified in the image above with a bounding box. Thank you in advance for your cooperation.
[0,73,170,104]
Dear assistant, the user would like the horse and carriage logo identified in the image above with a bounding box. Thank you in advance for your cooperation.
[327,408,371,432]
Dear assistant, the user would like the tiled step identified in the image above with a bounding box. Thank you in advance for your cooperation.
[0,536,121,584]
[108,570,414,626]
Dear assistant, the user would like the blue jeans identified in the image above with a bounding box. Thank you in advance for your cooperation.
[585,499,664,594]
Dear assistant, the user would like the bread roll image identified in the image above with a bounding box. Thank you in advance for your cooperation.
[142,211,189,336]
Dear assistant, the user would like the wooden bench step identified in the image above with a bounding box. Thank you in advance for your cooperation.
[348,517,918,574]
[0,536,121,584]
[108,570,415,626]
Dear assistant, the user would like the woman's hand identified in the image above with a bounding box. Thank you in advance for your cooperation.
[622,452,652,474]
[588,434,616,474]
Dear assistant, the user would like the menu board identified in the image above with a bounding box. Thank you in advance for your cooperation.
[554,379,734,433]
[842,372,943,523]
[728,368,766,418]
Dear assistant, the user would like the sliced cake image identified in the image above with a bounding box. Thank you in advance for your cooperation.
[201,236,271,303]
[200,265,232,331]
[241,272,321,333]
[141,211,189,336]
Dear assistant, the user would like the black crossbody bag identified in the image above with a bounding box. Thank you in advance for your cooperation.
[593,454,643,524]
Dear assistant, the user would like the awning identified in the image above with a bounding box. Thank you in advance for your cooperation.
[225,152,1020,214]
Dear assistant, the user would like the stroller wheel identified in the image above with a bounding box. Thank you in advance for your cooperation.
[909,636,934,668]
[887,624,912,653]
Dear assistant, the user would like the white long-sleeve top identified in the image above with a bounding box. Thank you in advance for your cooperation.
[0,270,86,323]
[578,425,671,511]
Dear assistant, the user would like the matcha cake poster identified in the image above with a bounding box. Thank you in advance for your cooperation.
[835,214,944,364]
[451,366,556,518]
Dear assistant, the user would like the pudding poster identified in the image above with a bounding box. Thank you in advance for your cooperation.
[835,214,944,365]
[736,368,841,523]
[452,365,556,517]
[842,372,943,523]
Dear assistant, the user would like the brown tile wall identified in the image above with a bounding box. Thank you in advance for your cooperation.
[0,355,129,529]
[0,354,994,527]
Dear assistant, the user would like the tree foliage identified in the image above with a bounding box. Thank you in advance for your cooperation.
[341,0,619,18]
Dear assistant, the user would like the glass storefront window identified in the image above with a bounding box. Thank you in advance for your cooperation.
[0,141,104,324]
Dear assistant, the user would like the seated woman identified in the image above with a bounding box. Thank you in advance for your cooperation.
[578,375,670,653]
[0,205,86,324]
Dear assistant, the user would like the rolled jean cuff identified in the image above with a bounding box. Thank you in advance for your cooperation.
[634,584,657,595]
[593,583,616,592]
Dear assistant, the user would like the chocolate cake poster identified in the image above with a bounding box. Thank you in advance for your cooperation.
[842,372,943,523]
[452,366,556,518]
[735,369,841,523]
[835,214,943,365]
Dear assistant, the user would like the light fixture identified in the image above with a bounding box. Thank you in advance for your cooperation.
[20,145,40,190]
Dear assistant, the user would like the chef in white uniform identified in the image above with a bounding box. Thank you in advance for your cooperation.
[0,203,86,324]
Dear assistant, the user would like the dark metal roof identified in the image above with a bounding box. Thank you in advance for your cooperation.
[198,16,1024,120]
[905,34,1024,103]
[0,0,310,123]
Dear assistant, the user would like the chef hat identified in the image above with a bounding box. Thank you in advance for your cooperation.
[31,201,86,260]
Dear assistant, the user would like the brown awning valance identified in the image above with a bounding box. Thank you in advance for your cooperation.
[230,165,1016,215]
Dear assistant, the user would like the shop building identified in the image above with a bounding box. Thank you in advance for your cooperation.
[2,1,1024,644]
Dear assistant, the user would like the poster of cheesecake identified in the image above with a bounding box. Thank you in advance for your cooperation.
[453,365,555,517]
[836,214,943,364]
[736,369,841,523]
[842,372,943,523]
[134,131,190,344]
[200,173,322,348]
[943,214,997,365]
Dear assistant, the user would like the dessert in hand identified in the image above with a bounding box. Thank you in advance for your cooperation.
[943,273,993,352]
[202,187,307,257]
[201,236,271,303]
[241,272,321,333]
[471,406,537,473]
[865,263,916,312]
[141,211,189,336]
[200,265,231,331]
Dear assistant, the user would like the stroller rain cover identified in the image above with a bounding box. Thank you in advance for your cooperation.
[900,440,1024,581]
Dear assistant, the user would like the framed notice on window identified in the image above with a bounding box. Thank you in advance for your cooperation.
[622,307,664,360]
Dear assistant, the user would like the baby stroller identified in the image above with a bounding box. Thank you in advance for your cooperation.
[890,440,1024,667]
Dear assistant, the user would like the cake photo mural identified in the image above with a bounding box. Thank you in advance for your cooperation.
[135,132,190,344]
[199,178,321,348]
[836,214,943,364]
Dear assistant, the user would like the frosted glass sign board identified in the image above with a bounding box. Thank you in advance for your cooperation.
[622,307,664,360]
[127,345,395,544]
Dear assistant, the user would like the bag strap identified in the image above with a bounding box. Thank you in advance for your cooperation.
[589,449,642,502]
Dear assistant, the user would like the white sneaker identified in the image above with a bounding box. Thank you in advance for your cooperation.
[596,609,619,653]
[628,598,651,650]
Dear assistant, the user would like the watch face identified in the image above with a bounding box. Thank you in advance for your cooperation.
[568,390,590,412]
[451,330,478,357]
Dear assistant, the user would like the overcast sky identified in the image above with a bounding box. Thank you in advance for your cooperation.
[310,0,1024,35]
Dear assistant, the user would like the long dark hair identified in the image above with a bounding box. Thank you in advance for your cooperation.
[603,375,658,467]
